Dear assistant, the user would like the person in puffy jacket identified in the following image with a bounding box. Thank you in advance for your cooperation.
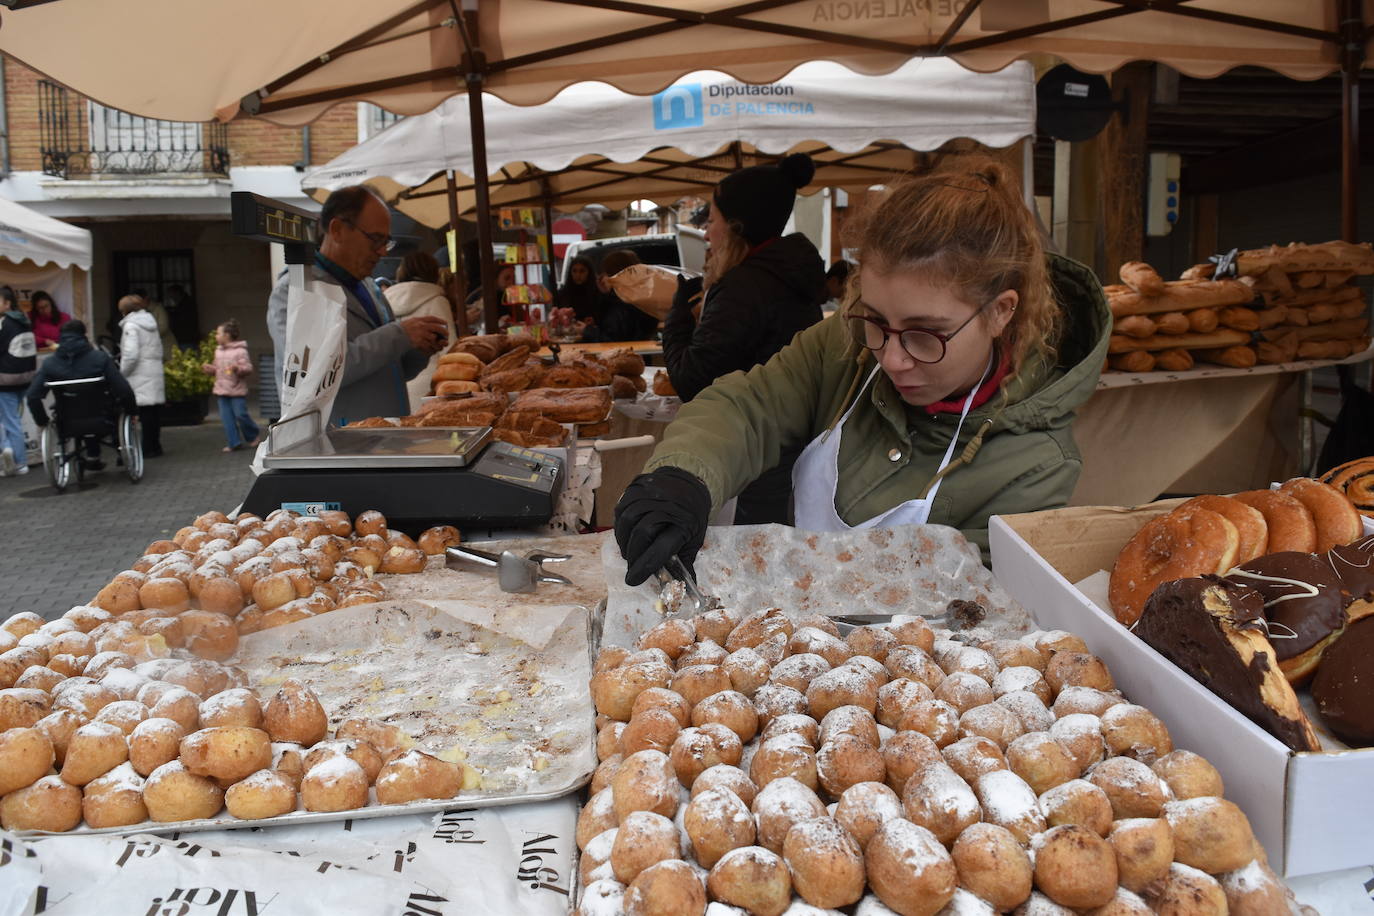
[201,319,260,452]
[26,320,137,471]
[660,152,827,525]
[118,293,165,457]
[0,286,37,476]
[386,251,455,413]
[614,157,1112,586]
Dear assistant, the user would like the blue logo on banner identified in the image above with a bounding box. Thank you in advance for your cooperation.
[653,84,704,130]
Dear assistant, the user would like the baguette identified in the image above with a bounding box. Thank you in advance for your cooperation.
[1254,306,1289,330]
[510,386,612,423]
[1305,304,1340,325]
[1119,261,1166,296]
[1154,348,1195,372]
[1186,308,1219,333]
[1108,329,1250,354]
[1236,241,1374,276]
[1195,345,1257,368]
[1263,317,1369,343]
[1153,312,1189,335]
[1295,271,1325,289]
[1261,284,1363,308]
[1108,351,1156,372]
[417,392,506,416]
[1216,307,1260,332]
[1108,279,1255,317]
[1256,332,1299,365]
[1113,315,1157,339]
[1296,340,1359,360]
[1181,263,1214,281]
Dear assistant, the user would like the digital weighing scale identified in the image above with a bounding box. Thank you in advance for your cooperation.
[231,193,566,533]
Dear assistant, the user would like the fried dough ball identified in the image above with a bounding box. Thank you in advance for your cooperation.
[143,760,225,821]
[1219,860,1291,915]
[199,688,263,729]
[866,819,957,916]
[627,691,688,733]
[180,610,239,662]
[1108,817,1175,893]
[301,755,368,812]
[987,639,1047,672]
[1100,704,1173,765]
[2,611,45,640]
[611,810,679,884]
[933,672,996,716]
[760,713,819,747]
[693,605,741,645]
[180,726,273,782]
[886,645,946,691]
[807,666,879,720]
[1031,824,1118,909]
[577,786,618,850]
[0,648,47,690]
[138,576,191,614]
[50,682,113,723]
[691,764,757,808]
[753,776,826,854]
[1049,714,1107,773]
[670,664,733,710]
[0,774,82,832]
[678,639,728,669]
[34,708,83,766]
[1147,863,1228,915]
[1024,630,1089,663]
[789,627,851,667]
[15,665,64,694]
[0,727,55,795]
[1088,756,1171,819]
[692,690,758,744]
[684,786,755,867]
[749,733,819,792]
[752,684,809,729]
[952,822,1034,912]
[1006,731,1080,795]
[50,630,96,659]
[63,605,113,634]
[612,749,679,821]
[770,653,831,693]
[374,749,463,804]
[80,762,148,828]
[784,815,866,908]
[942,736,1008,785]
[93,578,142,614]
[817,734,885,798]
[61,721,128,786]
[128,717,186,776]
[590,754,621,794]
[94,699,148,735]
[881,729,943,796]
[354,509,387,537]
[888,616,936,651]
[819,704,879,748]
[1044,652,1115,695]
[379,545,425,574]
[148,686,201,733]
[707,846,793,916]
[959,703,1026,750]
[199,577,246,616]
[670,725,742,788]
[621,708,684,757]
[224,768,297,819]
[46,654,88,679]
[726,608,794,653]
[899,699,961,748]
[1152,750,1224,800]
[1163,797,1255,875]
[992,666,1052,705]
[591,661,673,722]
[263,679,328,745]
[624,859,706,916]
[877,678,935,730]
[975,769,1046,845]
[1051,687,1122,721]
[638,618,696,660]
[1039,778,1114,836]
[902,762,981,846]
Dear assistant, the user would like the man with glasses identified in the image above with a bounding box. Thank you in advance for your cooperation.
[267,186,449,425]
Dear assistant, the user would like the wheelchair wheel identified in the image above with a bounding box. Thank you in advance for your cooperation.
[118,413,144,483]
[41,425,70,493]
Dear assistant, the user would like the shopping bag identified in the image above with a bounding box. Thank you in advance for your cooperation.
[279,277,348,426]
[607,264,696,321]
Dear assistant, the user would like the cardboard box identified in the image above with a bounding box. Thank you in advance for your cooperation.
[989,505,1374,878]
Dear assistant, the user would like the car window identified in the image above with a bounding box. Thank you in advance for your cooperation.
[563,238,680,284]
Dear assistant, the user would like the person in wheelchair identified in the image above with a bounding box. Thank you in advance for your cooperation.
[25,320,137,471]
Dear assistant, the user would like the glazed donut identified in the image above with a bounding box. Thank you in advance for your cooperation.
[1322,456,1374,518]
[1279,477,1363,551]
[1230,489,1317,554]
[1108,507,1239,626]
[1177,495,1268,564]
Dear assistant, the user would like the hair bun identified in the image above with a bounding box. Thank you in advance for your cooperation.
[779,153,815,189]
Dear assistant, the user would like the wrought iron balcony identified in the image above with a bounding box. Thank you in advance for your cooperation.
[39,80,229,179]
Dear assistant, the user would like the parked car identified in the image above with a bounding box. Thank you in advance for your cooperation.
[558,228,704,286]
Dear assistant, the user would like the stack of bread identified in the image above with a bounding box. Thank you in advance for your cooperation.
[1108,478,1373,752]
[1105,241,1372,373]
[575,607,1296,915]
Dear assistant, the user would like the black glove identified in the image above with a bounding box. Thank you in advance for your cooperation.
[672,275,704,316]
[614,467,712,587]
[30,404,49,427]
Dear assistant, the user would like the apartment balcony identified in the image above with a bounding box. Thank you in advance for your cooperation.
[39,80,229,180]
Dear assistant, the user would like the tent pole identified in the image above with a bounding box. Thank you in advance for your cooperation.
[541,178,558,292]
[1338,0,1363,243]
[459,3,498,335]
[446,169,469,337]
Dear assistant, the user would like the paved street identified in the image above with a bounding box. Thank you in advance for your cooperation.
[0,422,258,621]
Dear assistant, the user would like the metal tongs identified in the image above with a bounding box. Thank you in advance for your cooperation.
[445,545,573,593]
[653,555,721,620]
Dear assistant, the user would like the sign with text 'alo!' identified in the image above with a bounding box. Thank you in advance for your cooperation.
[652,81,815,131]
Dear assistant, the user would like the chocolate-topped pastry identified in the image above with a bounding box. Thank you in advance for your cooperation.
[1135,576,1320,752]
[1327,534,1374,606]
[1310,615,1374,746]
[1224,552,1346,682]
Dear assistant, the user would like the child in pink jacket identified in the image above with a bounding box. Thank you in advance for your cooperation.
[202,319,260,452]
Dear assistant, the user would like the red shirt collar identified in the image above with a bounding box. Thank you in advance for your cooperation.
[746,237,779,258]
[922,347,1012,415]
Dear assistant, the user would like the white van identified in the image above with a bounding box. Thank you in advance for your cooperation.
[558,227,705,286]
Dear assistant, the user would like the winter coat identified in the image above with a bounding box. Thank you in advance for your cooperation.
[31,309,69,348]
[0,310,37,391]
[662,233,826,402]
[385,280,455,412]
[644,253,1113,560]
[267,262,428,426]
[206,340,254,398]
[119,309,166,406]
[26,323,137,426]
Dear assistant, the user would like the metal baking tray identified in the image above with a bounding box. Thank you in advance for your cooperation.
[264,421,493,469]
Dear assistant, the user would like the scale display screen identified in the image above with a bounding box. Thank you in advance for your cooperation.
[230,191,318,247]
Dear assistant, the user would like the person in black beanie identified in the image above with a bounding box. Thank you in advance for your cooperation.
[655,151,826,525]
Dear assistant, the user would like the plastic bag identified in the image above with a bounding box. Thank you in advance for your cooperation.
[608,264,697,320]
[279,276,348,425]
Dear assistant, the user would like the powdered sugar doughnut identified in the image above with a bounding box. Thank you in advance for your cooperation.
[301,755,367,812]
[959,703,1025,750]
[81,761,148,828]
[611,810,679,884]
[1151,749,1224,800]
[942,736,1008,785]
[1163,797,1255,874]
[1005,731,1079,795]
[752,684,809,729]
[753,776,826,854]
[1049,714,1107,772]
[881,730,944,795]
[876,678,935,729]
[691,764,757,808]
[620,708,683,757]
[577,786,619,850]
[591,661,673,722]
[129,717,186,776]
[685,786,755,867]
[1107,816,1174,893]
[819,705,879,748]
[1051,686,1123,719]
[899,698,961,748]
[0,774,82,831]
[771,653,832,693]
[375,749,462,804]
[727,608,794,653]
[975,769,1045,845]
[625,859,706,916]
[148,686,201,733]
[750,732,819,792]
[760,713,819,747]
[1100,704,1173,764]
[263,679,327,745]
[817,734,885,798]
[888,616,936,651]
[952,823,1033,912]
[784,815,865,908]
[694,605,742,646]
[34,708,82,766]
[224,767,297,819]
[866,819,958,916]
[61,721,128,785]
[612,749,679,821]
[1087,756,1171,819]
[886,646,949,691]
[1038,778,1113,836]
[834,781,903,849]
[93,699,148,735]
[807,665,879,720]
[902,762,981,845]
[199,688,263,729]
[678,638,729,669]
[15,665,64,693]
[670,725,742,788]
[0,726,54,795]
[934,672,995,715]
[721,647,770,697]
[707,846,792,916]
[1032,825,1118,909]
[692,690,758,744]
[1146,863,1227,914]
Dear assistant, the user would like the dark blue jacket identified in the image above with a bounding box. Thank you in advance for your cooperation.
[25,325,136,425]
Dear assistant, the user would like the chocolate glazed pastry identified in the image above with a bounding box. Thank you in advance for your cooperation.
[1134,577,1321,752]
[1310,615,1374,745]
[1327,534,1374,608]
[1224,552,1346,684]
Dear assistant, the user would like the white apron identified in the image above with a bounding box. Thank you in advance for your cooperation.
[792,359,990,532]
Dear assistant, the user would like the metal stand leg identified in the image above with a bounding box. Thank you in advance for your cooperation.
[1298,369,1315,477]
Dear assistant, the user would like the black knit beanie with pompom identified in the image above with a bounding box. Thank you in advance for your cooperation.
[712,152,815,246]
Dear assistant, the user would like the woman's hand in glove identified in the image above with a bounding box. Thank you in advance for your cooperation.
[672,275,704,317]
[614,467,712,586]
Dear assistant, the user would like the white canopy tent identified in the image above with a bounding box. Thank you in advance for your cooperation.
[0,195,93,322]
[302,58,1036,225]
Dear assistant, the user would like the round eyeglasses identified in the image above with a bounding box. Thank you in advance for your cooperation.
[847,302,990,364]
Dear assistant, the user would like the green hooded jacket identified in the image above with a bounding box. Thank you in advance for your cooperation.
[644,253,1112,560]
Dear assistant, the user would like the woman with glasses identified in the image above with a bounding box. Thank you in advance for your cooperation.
[613,158,1111,585]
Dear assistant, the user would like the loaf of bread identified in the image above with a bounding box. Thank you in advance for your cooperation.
[1119,261,1166,296]
[434,380,481,395]
[434,363,480,384]
[1195,345,1257,368]
[1154,348,1195,371]
[539,365,608,389]
[511,387,613,423]
[1153,312,1189,335]
[1186,309,1219,333]
[448,334,510,364]
[1216,307,1259,332]
[1114,316,1156,339]
[1108,329,1250,354]
[1108,352,1155,372]
[480,345,533,379]
[481,365,542,394]
[652,373,678,397]
[605,349,647,377]
[1108,280,1255,317]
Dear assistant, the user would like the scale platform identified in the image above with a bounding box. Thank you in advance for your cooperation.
[242,413,565,532]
